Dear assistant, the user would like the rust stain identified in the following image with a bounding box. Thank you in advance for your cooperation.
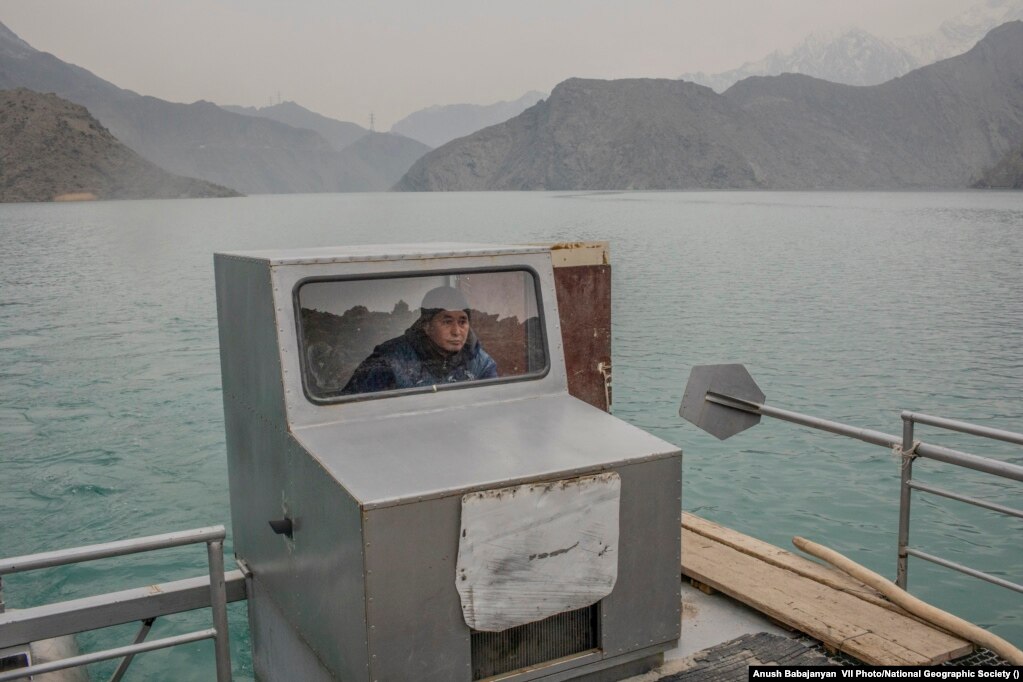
[554,264,611,411]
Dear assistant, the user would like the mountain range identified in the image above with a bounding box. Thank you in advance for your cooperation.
[3,13,1021,197]
[396,22,1023,191]
[390,91,547,148]
[0,88,237,202]
[680,0,1023,91]
[0,20,428,194]
[220,101,369,151]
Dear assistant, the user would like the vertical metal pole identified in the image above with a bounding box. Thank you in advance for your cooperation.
[206,540,232,682]
[0,574,5,613]
[896,416,915,590]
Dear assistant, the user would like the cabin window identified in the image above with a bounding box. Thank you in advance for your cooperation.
[296,269,548,402]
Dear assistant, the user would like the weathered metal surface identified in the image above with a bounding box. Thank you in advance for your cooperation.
[0,571,245,649]
[247,577,337,682]
[214,243,683,681]
[256,434,370,682]
[363,495,469,682]
[226,242,550,266]
[679,364,764,440]
[214,254,287,425]
[206,540,232,682]
[265,249,568,430]
[600,456,682,658]
[0,527,225,576]
[0,523,235,682]
[903,410,1023,446]
[292,394,678,510]
[0,630,217,682]
[456,473,621,632]
[553,262,611,412]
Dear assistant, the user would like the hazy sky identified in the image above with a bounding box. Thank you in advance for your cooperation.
[3,0,977,129]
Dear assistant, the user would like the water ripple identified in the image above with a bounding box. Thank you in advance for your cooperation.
[1,191,1021,675]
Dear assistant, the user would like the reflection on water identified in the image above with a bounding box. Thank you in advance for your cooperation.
[1,191,1021,677]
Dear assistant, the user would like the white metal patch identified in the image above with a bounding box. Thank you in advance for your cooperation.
[455,472,621,632]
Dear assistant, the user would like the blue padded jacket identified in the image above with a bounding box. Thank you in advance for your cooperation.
[342,327,497,395]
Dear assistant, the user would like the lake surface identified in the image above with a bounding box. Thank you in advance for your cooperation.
[1,191,1021,679]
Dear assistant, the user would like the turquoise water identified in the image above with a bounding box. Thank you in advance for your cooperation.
[1,191,1021,678]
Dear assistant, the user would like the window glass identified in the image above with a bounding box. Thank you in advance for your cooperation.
[297,270,546,401]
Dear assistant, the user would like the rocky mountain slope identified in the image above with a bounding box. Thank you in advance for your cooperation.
[337,132,432,190]
[898,0,1023,66]
[390,91,547,148]
[397,22,1023,191]
[0,21,426,193]
[217,101,431,188]
[681,0,1023,91]
[682,28,917,91]
[0,88,238,202]
[220,100,369,151]
[973,143,1023,188]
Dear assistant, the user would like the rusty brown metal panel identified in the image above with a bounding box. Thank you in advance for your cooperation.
[553,253,611,412]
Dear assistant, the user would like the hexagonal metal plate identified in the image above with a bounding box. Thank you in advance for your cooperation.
[679,364,765,440]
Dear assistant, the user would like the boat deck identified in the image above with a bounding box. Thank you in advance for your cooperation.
[625,514,981,680]
[679,513,972,666]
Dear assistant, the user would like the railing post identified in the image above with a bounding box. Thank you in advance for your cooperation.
[206,540,232,682]
[896,415,915,590]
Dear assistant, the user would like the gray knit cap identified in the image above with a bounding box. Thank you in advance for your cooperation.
[420,286,470,313]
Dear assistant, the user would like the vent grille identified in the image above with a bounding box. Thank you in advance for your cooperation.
[471,604,599,680]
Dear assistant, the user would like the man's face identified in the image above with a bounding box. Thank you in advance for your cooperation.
[425,309,470,353]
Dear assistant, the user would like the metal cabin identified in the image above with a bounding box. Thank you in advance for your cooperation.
[214,243,682,682]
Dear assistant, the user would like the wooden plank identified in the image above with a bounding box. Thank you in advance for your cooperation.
[682,514,976,641]
[681,528,973,665]
[683,513,898,612]
[548,241,609,268]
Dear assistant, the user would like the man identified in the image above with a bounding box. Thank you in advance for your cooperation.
[341,286,498,395]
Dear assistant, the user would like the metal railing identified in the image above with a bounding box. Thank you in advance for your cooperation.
[680,364,1023,605]
[697,392,1023,593]
[896,412,1023,592]
[700,392,1023,591]
[0,526,234,682]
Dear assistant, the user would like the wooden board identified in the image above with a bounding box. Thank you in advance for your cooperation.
[683,514,904,615]
[680,518,973,665]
